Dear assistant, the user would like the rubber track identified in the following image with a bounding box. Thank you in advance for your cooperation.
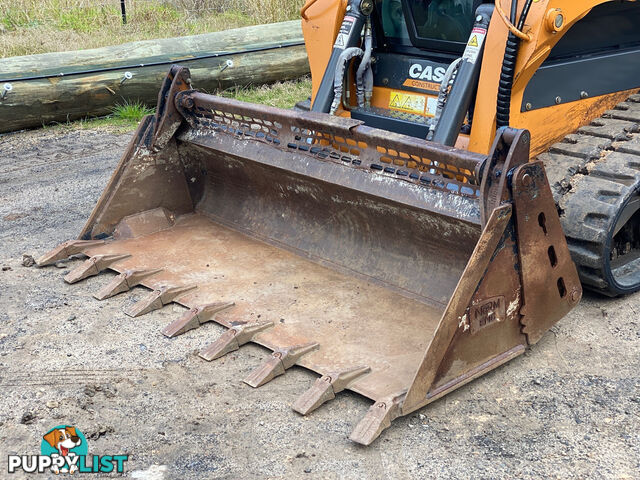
[537,93,640,295]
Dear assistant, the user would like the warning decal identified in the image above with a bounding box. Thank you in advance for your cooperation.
[334,33,348,49]
[333,16,355,50]
[388,91,426,115]
[462,27,487,64]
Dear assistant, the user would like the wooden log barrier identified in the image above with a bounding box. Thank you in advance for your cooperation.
[0,21,309,133]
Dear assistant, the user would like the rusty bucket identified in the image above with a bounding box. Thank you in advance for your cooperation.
[38,67,581,444]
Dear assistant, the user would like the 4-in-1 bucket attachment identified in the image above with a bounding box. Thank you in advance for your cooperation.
[39,66,582,445]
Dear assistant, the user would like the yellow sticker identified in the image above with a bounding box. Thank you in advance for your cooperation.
[468,35,479,47]
[388,91,426,115]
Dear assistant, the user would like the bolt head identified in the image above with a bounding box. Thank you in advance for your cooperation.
[521,173,532,187]
[555,96,562,105]
[181,97,195,109]
[360,0,374,15]
[525,103,532,111]
[3,83,13,92]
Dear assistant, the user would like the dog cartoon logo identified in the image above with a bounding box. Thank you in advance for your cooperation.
[8,424,127,475]
[41,425,88,474]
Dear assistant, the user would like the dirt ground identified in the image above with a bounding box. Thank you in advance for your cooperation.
[0,126,638,479]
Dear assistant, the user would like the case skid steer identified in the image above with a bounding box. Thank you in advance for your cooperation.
[38,0,640,444]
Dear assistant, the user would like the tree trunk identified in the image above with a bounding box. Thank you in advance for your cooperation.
[0,21,309,133]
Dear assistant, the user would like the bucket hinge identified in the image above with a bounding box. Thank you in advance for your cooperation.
[478,127,531,226]
[150,65,192,152]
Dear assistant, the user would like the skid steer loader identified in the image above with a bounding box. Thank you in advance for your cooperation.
[38,0,640,444]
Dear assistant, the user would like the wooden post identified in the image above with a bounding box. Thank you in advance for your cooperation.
[0,21,309,133]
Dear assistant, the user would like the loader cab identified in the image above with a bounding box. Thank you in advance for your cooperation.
[351,0,483,138]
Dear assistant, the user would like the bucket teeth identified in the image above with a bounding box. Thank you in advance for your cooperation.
[292,365,371,415]
[162,301,235,337]
[349,393,405,446]
[244,342,319,388]
[198,320,273,361]
[124,284,197,318]
[93,268,163,300]
[63,254,131,284]
[36,239,106,266]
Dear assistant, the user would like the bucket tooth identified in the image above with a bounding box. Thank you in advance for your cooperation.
[198,320,273,361]
[292,365,371,415]
[36,240,106,266]
[162,301,235,337]
[124,284,197,318]
[63,253,131,284]
[244,342,319,388]
[349,393,405,446]
[93,268,163,300]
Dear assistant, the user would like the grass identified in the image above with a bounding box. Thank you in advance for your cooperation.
[110,100,155,122]
[220,77,311,109]
[0,0,304,58]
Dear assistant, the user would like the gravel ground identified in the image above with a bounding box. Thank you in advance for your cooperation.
[0,127,638,479]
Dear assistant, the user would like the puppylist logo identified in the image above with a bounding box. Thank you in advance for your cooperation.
[8,425,128,474]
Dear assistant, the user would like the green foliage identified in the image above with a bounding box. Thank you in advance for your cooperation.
[110,100,155,123]
[1,6,39,30]
[56,5,118,33]
[221,77,312,110]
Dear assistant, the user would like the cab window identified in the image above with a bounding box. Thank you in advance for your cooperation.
[380,0,410,41]
[377,0,478,51]
[408,0,476,43]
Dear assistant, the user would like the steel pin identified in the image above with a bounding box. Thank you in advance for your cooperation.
[219,59,233,73]
[120,71,133,85]
[1,83,13,100]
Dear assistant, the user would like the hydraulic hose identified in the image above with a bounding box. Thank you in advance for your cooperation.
[495,0,533,128]
[356,18,372,108]
[428,57,462,141]
[311,0,367,113]
[330,47,363,114]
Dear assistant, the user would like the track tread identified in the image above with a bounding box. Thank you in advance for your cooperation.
[539,91,640,295]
